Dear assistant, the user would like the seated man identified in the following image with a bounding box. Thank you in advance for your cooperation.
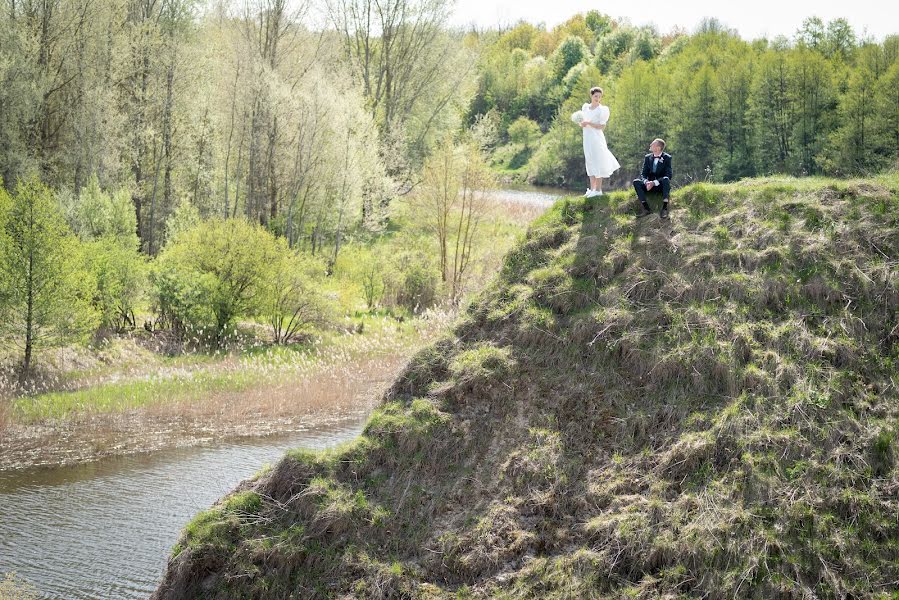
[633,138,672,219]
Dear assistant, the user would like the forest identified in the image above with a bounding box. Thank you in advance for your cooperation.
[0,1,897,380]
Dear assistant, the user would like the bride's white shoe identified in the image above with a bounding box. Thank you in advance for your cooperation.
[586,189,603,198]
[584,189,592,197]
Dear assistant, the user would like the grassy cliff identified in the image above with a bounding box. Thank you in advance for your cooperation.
[153,176,899,599]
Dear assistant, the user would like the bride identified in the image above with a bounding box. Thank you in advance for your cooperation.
[575,86,620,197]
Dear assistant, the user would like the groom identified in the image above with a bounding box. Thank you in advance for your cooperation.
[634,138,672,219]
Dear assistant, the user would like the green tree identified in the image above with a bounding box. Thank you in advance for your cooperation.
[717,53,754,179]
[674,65,720,180]
[153,218,283,344]
[751,50,795,173]
[0,179,97,377]
[822,66,880,174]
[875,61,899,161]
[607,61,670,171]
[796,16,826,50]
[594,28,634,74]
[552,35,590,83]
[585,11,612,38]
[507,117,541,148]
[266,249,328,344]
[825,18,856,61]
[64,175,146,331]
[789,48,834,174]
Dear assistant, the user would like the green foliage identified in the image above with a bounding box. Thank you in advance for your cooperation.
[472,16,897,185]
[507,117,541,148]
[552,35,590,83]
[390,247,441,313]
[153,218,282,343]
[265,249,329,344]
[84,238,148,331]
[164,197,201,247]
[65,175,137,242]
[63,175,146,331]
[0,179,98,373]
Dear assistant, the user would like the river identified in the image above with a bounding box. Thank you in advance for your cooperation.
[0,186,563,599]
[0,417,369,599]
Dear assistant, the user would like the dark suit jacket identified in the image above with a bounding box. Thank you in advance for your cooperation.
[640,152,673,182]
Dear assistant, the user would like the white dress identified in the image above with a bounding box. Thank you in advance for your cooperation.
[582,103,620,178]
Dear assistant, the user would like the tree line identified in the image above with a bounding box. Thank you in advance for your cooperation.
[468,14,899,186]
[0,0,506,379]
[0,0,470,256]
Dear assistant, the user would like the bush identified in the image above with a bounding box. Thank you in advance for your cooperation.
[266,250,329,344]
[507,117,541,148]
[153,218,283,345]
[64,175,146,331]
[84,238,147,331]
[385,237,441,313]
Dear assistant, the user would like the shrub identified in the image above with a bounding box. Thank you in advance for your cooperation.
[507,117,542,148]
[265,250,329,344]
[153,218,282,345]
[64,175,146,331]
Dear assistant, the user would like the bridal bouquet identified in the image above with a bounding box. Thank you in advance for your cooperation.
[570,110,584,124]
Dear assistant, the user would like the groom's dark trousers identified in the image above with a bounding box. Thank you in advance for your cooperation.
[633,152,672,208]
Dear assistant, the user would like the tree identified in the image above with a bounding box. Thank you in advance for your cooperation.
[153,218,282,344]
[824,18,856,61]
[822,66,879,174]
[418,137,493,301]
[61,175,147,331]
[585,11,612,39]
[609,61,670,175]
[265,249,327,344]
[751,50,795,173]
[552,35,589,83]
[789,48,834,175]
[507,117,541,148]
[325,0,468,154]
[0,179,97,377]
[796,16,826,50]
[875,62,899,163]
[674,65,720,180]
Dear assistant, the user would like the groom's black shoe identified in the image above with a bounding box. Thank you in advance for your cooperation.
[637,205,652,218]
[660,204,670,219]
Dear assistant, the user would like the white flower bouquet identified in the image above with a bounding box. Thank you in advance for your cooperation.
[571,110,584,124]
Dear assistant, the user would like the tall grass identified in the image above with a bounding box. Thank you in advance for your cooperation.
[9,311,453,424]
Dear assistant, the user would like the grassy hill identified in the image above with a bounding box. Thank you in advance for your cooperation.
[153,176,899,599]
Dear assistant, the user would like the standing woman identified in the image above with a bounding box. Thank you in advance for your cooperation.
[579,86,620,197]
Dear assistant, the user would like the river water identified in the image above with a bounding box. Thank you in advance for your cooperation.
[0,186,563,599]
[0,417,368,599]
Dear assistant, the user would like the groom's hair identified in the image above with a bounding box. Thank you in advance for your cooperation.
[652,138,666,150]
[589,86,603,95]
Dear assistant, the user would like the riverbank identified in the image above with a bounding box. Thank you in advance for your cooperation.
[0,312,449,471]
[0,186,562,472]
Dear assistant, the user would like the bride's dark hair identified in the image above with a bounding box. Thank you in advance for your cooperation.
[589,86,603,96]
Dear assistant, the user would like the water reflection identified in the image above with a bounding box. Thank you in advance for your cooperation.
[484,185,565,208]
[0,416,368,600]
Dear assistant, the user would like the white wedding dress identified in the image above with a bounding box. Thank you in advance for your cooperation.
[582,103,620,178]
